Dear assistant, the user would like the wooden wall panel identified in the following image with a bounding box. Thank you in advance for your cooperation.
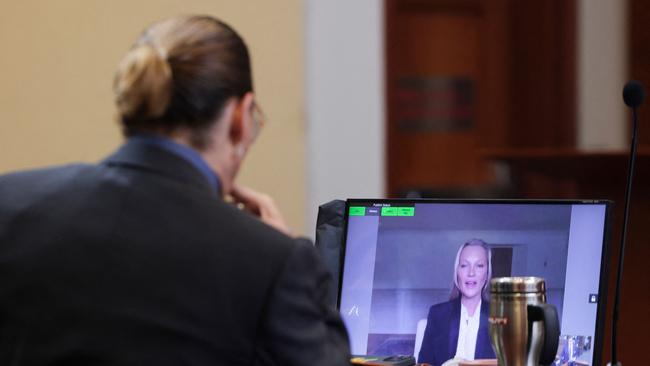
[507,0,576,147]
[385,0,575,197]
[630,0,650,146]
[386,0,494,196]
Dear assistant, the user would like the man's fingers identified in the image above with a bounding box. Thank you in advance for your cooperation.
[229,184,293,237]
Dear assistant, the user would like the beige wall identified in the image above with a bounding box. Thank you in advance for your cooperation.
[0,1,307,233]
[577,0,628,150]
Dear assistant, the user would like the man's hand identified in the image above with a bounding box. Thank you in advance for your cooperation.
[230,184,294,237]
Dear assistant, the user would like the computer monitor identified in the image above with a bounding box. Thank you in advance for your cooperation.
[338,199,611,366]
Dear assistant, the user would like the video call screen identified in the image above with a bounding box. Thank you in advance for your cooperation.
[339,200,610,366]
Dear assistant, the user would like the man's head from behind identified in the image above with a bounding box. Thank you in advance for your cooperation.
[113,15,261,194]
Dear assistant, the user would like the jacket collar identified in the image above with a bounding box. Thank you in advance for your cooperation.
[102,141,220,198]
[476,298,492,358]
[449,296,462,357]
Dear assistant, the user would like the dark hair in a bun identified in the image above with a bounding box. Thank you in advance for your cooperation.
[113,15,253,148]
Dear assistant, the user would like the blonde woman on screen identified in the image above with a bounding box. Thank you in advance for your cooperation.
[418,239,496,366]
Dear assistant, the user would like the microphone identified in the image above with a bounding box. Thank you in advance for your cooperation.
[623,80,645,108]
[609,80,645,366]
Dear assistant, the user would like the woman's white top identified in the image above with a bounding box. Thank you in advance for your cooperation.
[454,300,481,360]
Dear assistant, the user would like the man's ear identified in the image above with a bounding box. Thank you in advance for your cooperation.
[229,92,255,146]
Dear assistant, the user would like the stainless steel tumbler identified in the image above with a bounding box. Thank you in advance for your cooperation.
[489,277,560,366]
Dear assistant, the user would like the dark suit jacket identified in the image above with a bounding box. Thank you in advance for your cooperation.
[0,142,351,366]
[418,298,494,366]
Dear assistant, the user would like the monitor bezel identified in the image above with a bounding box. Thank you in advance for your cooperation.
[337,198,613,366]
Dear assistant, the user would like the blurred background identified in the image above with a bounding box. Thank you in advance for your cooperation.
[1,0,648,363]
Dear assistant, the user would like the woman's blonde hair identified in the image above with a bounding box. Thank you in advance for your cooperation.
[449,239,492,301]
[113,15,253,148]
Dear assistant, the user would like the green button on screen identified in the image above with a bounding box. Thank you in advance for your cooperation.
[381,207,399,216]
[398,207,415,216]
[349,206,366,216]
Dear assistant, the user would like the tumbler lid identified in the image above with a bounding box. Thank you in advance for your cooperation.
[490,277,546,293]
